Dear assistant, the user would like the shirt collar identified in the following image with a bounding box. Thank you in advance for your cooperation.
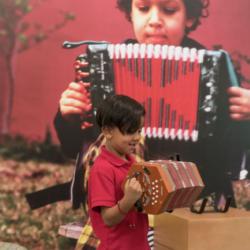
[100,145,134,167]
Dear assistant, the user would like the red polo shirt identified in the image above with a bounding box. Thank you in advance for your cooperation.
[88,146,149,250]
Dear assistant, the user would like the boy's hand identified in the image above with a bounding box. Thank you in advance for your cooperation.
[59,81,92,119]
[124,177,143,204]
[59,58,93,128]
[227,86,250,121]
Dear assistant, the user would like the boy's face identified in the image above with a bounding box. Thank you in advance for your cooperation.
[104,117,144,158]
[130,0,194,45]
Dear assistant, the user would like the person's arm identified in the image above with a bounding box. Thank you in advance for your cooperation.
[100,177,142,227]
[54,109,91,158]
[54,58,95,158]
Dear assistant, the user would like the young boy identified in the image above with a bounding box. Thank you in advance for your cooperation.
[88,95,149,250]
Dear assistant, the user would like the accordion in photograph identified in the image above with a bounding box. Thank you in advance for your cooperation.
[125,160,204,214]
[64,41,239,141]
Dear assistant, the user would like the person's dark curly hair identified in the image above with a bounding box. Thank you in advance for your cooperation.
[116,0,209,33]
[96,95,145,134]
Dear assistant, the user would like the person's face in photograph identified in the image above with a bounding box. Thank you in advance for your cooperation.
[130,0,194,45]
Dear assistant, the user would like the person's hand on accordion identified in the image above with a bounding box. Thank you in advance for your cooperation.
[100,177,143,227]
[123,176,143,207]
[228,86,250,121]
[59,57,93,129]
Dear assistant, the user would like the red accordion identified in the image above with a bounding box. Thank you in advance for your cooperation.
[125,160,204,214]
[64,41,239,141]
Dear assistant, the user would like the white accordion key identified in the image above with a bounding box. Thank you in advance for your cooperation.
[146,44,154,58]
[146,127,152,138]
[153,44,161,59]
[107,44,115,59]
[183,129,190,141]
[164,128,170,139]
[120,43,126,59]
[152,127,157,138]
[198,49,206,64]
[170,128,177,140]
[115,44,121,59]
[177,128,183,140]
[168,45,175,60]
[190,48,197,62]
[139,43,146,58]
[174,46,182,60]
[191,130,199,142]
[182,47,190,61]
[157,127,163,139]
[133,43,140,58]
[126,43,133,59]
[161,45,168,59]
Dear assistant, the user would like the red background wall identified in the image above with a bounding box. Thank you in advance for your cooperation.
[7,0,250,142]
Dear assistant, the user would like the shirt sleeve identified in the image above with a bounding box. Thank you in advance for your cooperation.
[53,109,98,158]
[88,163,116,210]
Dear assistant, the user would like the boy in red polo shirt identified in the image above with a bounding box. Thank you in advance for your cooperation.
[88,95,149,250]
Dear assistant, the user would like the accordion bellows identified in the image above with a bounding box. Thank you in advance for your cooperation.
[126,160,205,214]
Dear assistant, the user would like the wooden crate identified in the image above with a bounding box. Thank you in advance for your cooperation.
[154,208,250,250]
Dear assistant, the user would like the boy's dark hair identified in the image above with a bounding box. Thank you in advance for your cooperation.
[117,0,209,33]
[96,95,145,134]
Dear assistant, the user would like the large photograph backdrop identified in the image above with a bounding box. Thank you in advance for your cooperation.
[1,0,249,140]
[1,0,250,249]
